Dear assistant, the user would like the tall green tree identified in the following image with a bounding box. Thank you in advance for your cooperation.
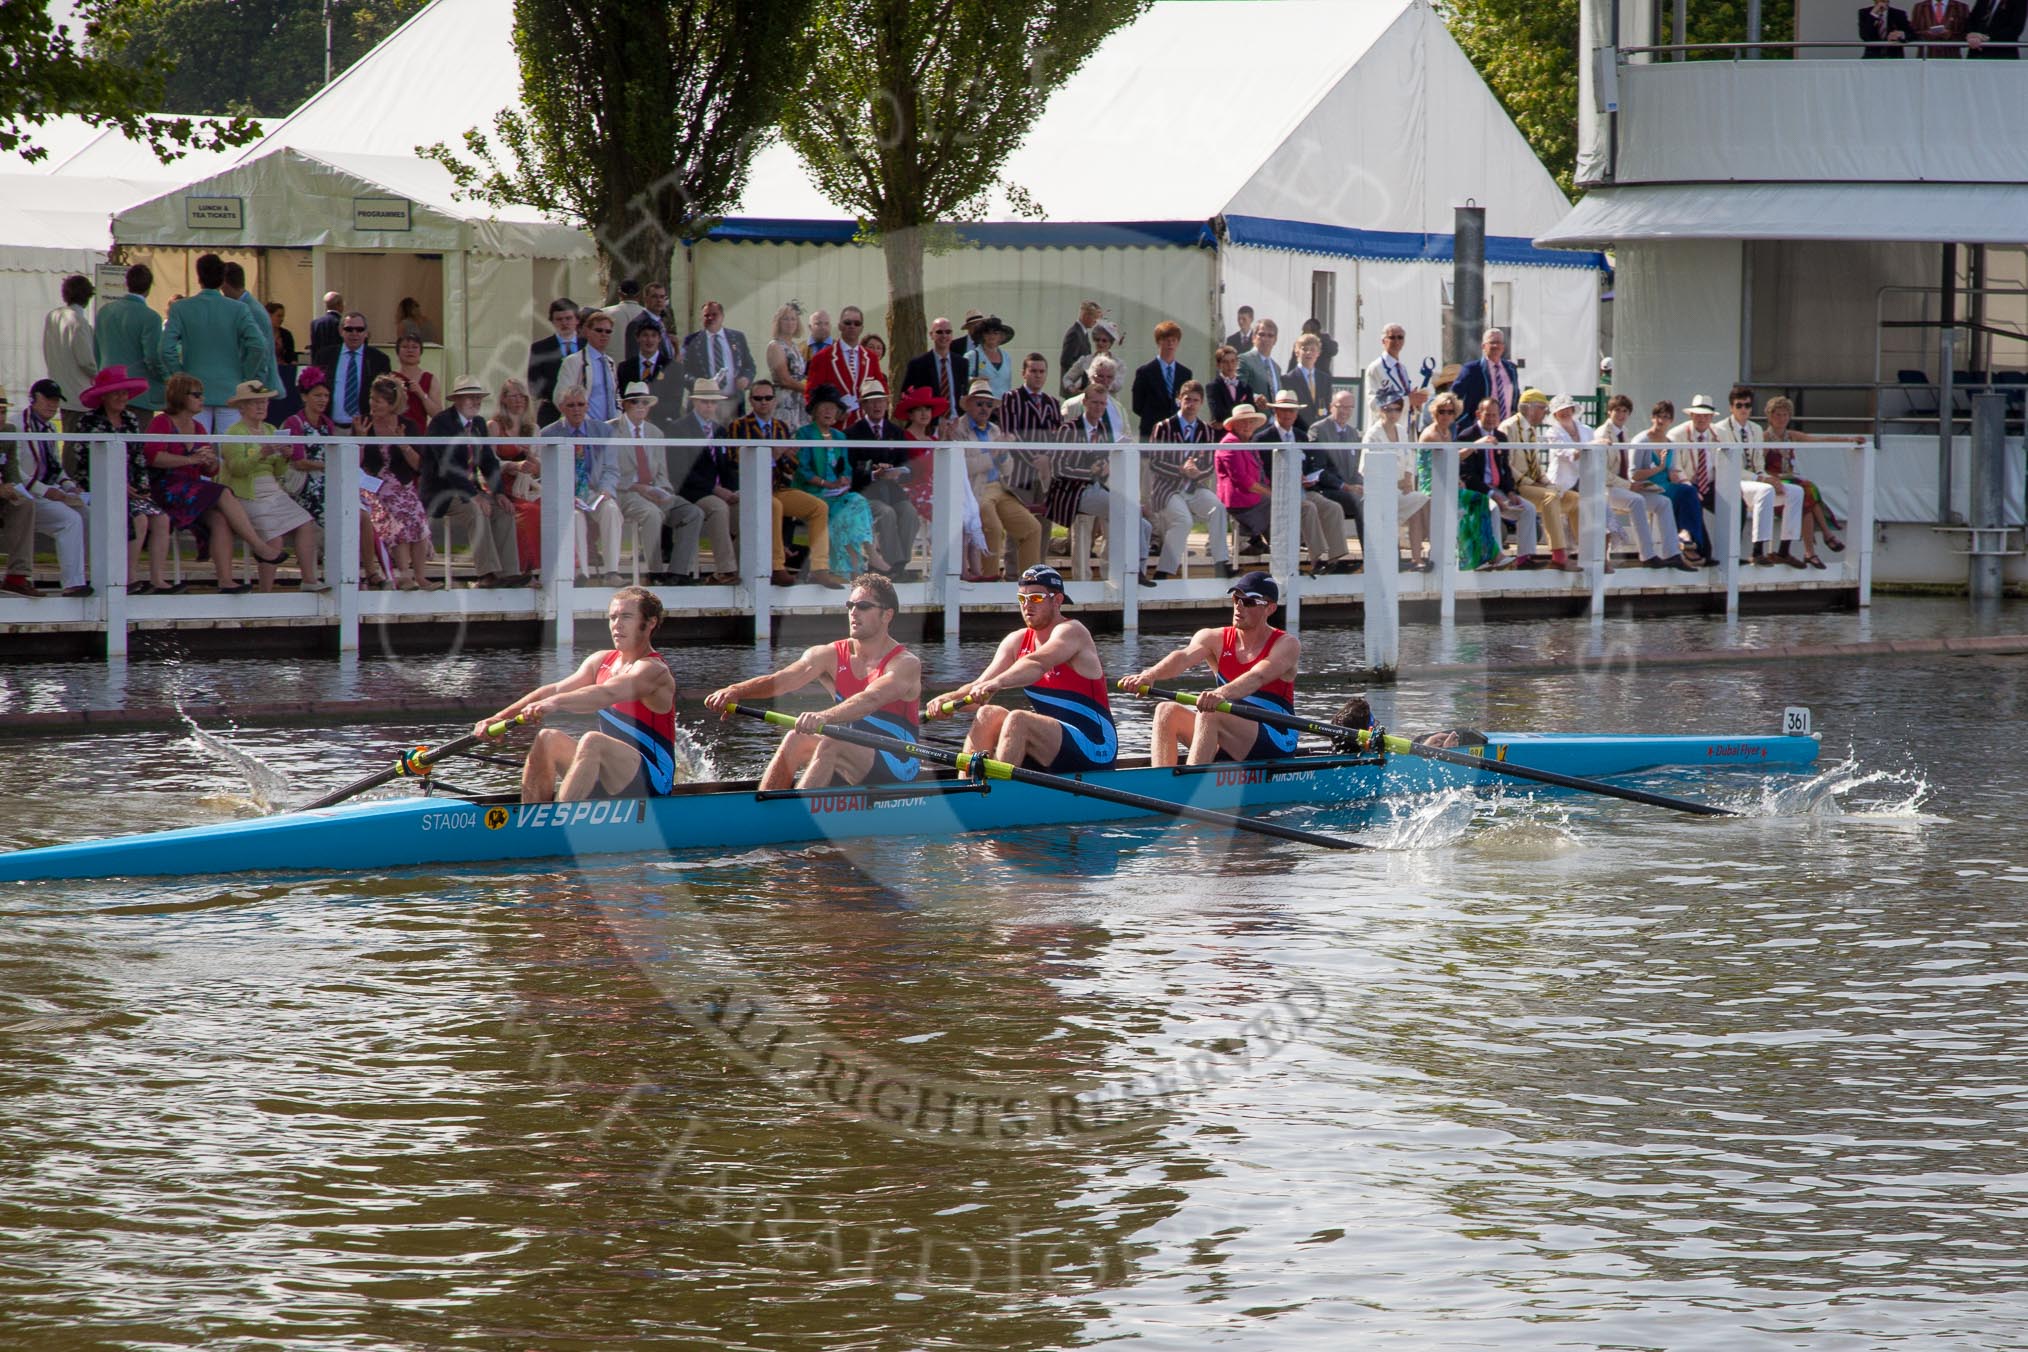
[1439,0,1792,197]
[1,0,252,163]
[424,0,810,295]
[782,0,1150,362]
[86,0,427,118]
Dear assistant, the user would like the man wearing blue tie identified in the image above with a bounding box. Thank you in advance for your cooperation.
[559,310,620,423]
[310,311,391,430]
[1131,319,1194,438]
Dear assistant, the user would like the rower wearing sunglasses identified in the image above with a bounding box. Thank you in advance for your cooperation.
[1118,570,1302,767]
[703,572,922,790]
[924,564,1118,775]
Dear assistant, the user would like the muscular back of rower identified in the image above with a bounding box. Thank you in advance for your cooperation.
[479,586,679,801]
[1121,570,1302,766]
[924,564,1118,773]
[704,573,923,790]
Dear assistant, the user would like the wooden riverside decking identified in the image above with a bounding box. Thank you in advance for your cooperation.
[0,436,1872,666]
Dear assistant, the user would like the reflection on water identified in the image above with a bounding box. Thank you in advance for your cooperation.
[1,601,2026,1346]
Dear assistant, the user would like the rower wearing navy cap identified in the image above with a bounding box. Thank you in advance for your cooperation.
[924,564,1118,773]
[1119,570,1302,766]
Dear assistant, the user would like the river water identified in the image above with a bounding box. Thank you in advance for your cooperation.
[1,599,2023,1349]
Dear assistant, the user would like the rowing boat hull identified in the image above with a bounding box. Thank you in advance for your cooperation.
[0,732,1817,883]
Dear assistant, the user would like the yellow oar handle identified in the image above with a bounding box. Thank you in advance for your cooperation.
[939,694,977,715]
[1122,684,1414,755]
[485,713,528,739]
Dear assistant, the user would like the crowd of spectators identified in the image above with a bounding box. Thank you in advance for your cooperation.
[1858,0,2023,56]
[1,269,1859,601]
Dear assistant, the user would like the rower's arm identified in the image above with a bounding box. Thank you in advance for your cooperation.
[976,623,1091,697]
[1120,628,1219,694]
[1210,632,1300,703]
[704,645,827,712]
[925,631,1022,717]
[540,655,675,714]
[822,651,921,725]
[480,653,603,730]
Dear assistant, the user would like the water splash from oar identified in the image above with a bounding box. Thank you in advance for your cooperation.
[181,715,289,814]
[1368,788,1480,850]
[1759,756,1937,821]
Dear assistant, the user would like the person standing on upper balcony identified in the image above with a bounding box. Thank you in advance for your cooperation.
[1859,0,1912,55]
[1910,0,1969,55]
[1965,0,2026,56]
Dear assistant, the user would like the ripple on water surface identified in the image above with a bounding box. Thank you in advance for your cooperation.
[0,620,2025,1348]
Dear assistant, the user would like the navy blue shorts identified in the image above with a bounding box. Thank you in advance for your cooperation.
[842,715,921,784]
[1213,697,1302,763]
[1022,689,1119,774]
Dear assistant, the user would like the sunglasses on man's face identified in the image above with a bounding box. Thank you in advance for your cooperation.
[844,600,883,613]
[342,325,366,333]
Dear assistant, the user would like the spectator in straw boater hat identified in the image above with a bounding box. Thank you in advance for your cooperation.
[420,373,522,587]
[846,378,918,577]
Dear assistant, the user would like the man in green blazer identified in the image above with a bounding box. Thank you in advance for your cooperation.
[94,263,169,414]
[160,252,267,429]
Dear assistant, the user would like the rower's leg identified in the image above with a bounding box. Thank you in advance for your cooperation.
[965,705,1009,757]
[995,709,1063,771]
[557,730,643,801]
[799,739,875,789]
[1149,704,1195,768]
[761,731,820,791]
[522,728,576,802]
[1187,711,1256,765]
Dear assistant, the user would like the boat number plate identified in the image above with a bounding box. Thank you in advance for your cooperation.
[1783,706,1811,736]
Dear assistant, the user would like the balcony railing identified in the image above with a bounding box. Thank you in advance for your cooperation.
[0,433,1877,670]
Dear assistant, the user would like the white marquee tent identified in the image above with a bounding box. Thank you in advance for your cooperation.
[705,0,1603,396]
[0,173,169,400]
[109,147,596,393]
[1,116,275,398]
[241,0,1601,399]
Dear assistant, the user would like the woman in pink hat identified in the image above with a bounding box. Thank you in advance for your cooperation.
[76,365,172,593]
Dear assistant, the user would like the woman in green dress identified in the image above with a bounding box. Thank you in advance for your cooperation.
[794,384,882,574]
[1420,392,1499,570]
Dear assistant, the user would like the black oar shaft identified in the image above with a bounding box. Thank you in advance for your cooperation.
[724,703,1367,850]
[299,716,525,811]
[1127,685,1736,819]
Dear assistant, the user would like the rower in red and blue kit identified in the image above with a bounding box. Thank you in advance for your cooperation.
[925,564,1119,774]
[1120,570,1303,767]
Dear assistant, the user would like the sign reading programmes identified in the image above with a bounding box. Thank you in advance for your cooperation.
[353,197,412,232]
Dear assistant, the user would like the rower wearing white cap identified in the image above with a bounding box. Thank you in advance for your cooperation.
[1119,570,1302,766]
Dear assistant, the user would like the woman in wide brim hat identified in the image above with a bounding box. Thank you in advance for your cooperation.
[1215,402,1274,550]
[73,365,169,593]
[220,379,322,594]
[892,385,949,422]
[79,365,149,409]
[966,316,1017,398]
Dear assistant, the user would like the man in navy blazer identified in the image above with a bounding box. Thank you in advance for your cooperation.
[1449,328,1521,441]
[1966,0,2025,53]
[679,299,756,417]
[1858,2,1912,53]
[1130,320,1193,437]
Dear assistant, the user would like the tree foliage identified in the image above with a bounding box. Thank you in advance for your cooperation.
[0,0,255,163]
[781,0,1150,360]
[424,0,811,293]
[85,0,426,118]
[1439,0,1793,198]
